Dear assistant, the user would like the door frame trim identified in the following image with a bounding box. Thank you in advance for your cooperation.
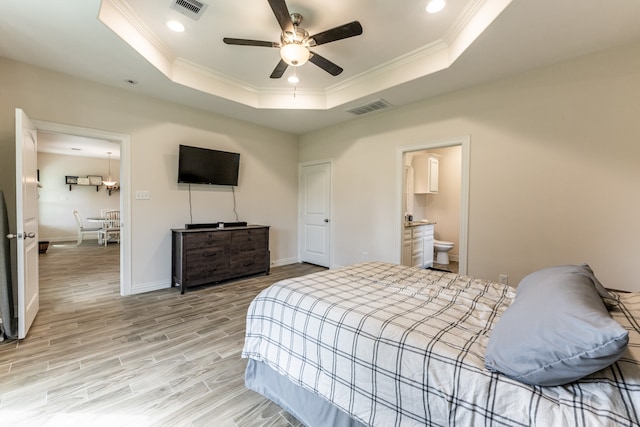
[397,136,470,274]
[32,120,132,296]
[298,159,334,268]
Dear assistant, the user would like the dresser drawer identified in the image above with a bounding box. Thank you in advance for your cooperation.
[184,231,230,250]
[230,251,267,276]
[185,248,230,282]
[230,229,267,253]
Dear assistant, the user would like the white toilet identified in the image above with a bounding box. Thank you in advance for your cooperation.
[434,239,455,265]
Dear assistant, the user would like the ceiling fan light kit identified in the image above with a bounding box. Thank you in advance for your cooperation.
[223,0,362,79]
[280,43,310,66]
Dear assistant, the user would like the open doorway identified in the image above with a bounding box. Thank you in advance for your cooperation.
[38,132,120,241]
[32,120,131,296]
[399,136,470,275]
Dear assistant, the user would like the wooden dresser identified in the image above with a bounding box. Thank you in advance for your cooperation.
[171,225,270,293]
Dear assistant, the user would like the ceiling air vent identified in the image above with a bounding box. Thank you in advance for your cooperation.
[345,99,392,116]
[170,0,208,20]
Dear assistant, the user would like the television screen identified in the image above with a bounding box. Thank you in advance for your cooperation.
[178,145,240,186]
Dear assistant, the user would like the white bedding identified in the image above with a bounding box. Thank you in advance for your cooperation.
[242,262,640,426]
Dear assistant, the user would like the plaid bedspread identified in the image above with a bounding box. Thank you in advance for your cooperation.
[242,262,640,426]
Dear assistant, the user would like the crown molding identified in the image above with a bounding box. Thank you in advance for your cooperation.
[99,0,512,110]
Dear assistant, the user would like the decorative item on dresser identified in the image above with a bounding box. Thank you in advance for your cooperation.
[171,225,270,294]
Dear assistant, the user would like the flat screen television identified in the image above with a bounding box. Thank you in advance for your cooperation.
[178,145,240,186]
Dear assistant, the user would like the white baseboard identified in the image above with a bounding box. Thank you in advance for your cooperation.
[131,257,299,295]
[44,236,78,243]
[44,236,99,244]
[131,279,171,295]
[271,257,298,267]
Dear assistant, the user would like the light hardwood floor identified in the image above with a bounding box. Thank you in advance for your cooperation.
[0,241,325,426]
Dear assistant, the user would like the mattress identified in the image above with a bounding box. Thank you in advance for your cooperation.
[242,261,640,426]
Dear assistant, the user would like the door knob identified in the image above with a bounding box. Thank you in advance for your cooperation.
[6,232,35,239]
[324,219,330,223]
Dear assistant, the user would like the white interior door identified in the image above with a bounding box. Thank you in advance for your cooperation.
[15,108,39,339]
[299,162,331,267]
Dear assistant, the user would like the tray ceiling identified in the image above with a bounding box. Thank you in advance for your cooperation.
[1,0,640,134]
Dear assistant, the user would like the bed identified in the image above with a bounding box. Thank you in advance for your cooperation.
[242,262,640,426]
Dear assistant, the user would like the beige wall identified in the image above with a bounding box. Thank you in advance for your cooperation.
[3,40,640,293]
[38,152,120,242]
[300,41,640,292]
[0,57,299,293]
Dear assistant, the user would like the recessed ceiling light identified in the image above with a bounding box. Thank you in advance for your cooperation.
[426,0,446,13]
[167,20,185,32]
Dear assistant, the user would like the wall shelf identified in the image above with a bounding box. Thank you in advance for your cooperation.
[68,183,101,192]
[66,175,103,192]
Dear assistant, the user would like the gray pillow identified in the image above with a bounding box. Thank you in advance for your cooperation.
[485,264,629,386]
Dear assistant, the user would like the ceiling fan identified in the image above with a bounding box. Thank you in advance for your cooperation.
[223,0,363,79]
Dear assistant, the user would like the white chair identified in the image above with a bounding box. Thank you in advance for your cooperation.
[72,210,102,246]
[101,208,118,217]
[99,210,120,246]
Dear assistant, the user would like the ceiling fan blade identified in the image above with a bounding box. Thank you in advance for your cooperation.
[270,59,289,79]
[310,21,363,46]
[268,0,293,33]
[309,52,343,76]
[223,38,278,48]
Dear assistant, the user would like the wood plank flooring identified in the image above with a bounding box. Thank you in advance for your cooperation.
[0,241,325,426]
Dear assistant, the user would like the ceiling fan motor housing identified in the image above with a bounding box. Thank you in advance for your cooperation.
[281,26,310,46]
[290,12,303,26]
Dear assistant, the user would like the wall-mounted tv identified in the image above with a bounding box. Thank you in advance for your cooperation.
[178,145,240,186]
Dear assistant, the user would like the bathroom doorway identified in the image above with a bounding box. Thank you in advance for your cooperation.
[399,136,469,274]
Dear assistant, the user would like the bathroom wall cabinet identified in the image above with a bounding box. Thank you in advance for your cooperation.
[413,154,440,194]
[402,224,434,268]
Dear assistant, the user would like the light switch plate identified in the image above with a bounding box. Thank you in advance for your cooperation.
[135,190,150,200]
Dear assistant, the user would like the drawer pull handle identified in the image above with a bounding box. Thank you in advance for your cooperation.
[243,262,255,267]
[202,253,217,257]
